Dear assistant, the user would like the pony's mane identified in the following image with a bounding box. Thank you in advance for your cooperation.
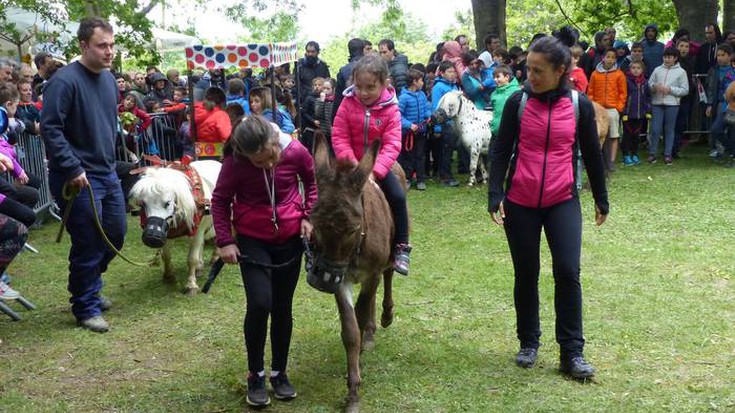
[130,167,197,229]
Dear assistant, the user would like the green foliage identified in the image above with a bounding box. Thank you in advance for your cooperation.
[442,9,476,47]
[222,0,303,43]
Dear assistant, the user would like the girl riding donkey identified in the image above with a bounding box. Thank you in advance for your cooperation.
[332,54,412,276]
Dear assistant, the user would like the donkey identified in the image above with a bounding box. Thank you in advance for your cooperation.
[308,135,405,413]
[435,90,493,186]
[129,160,221,294]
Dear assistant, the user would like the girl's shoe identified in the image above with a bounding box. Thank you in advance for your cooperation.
[623,156,633,166]
[631,155,641,165]
[0,281,19,300]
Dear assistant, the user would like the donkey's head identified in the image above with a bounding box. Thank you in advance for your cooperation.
[307,132,380,291]
[129,167,196,249]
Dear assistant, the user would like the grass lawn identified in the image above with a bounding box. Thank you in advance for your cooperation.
[1,145,734,413]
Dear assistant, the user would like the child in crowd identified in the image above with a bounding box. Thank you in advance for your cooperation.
[424,62,438,99]
[648,48,689,165]
[331,54,412,275]
[313,78,336,147]
[300,77,324,153]
[569,45,589,93]
[461,51,496,110]
[588,48,627,170]
[119,93,152,133]
[15,80,40,134]
[226,78,251,115]
[490,65,521,139]
[194,86,232,143]
[622,60,651,166]
[706,44,735,159]
[620,42,644,73]
[249,87,295,134]
[430,61,461,187]
[0,83,39,228]
[398,69,432,191]
[674,38,696,157]
[492,48,512,66]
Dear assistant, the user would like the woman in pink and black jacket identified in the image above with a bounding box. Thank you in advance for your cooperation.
[488,36,609,381]
[211,115,316,407]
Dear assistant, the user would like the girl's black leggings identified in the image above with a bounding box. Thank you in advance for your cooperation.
[378,169,409,245]
[237,235,303,373]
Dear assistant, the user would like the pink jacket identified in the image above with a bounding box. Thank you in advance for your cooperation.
[211,133,317,246]
[331,85,402,180]
[507,96,577,208]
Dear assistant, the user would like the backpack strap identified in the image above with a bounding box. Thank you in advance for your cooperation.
[517,90,529,120]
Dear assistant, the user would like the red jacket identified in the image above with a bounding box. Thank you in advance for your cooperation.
[331,85,401,180]
[117,104,152,130]
[211,133,317,246]
[193,103,231,142]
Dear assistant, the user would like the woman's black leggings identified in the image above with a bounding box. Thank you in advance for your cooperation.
[503,198,585,358]
[378,169,409,245]
[237,235,303,373]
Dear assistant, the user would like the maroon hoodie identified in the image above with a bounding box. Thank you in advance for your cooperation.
[211,132,317,246]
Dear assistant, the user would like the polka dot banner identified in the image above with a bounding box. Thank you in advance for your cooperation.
[184,42,298,70]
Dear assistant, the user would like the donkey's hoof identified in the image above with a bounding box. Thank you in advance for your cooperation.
[184,287,198,295]
[345,399,360,413]
[381,309,394,328]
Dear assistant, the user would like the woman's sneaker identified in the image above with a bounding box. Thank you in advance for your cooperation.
[270,372,297,400]
[246,373,271,407]
[515,348,538,368]
[0,281,19,300]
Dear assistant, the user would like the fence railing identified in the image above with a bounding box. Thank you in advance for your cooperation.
[7,132,53,217]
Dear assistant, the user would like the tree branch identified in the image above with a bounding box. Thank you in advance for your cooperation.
[553,0,587,39]
[140,0,159,16]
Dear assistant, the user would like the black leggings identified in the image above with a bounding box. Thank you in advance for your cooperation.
[237,235,303,373]
[378,169,409,245]
[622,118,647,156]
[503,198,585,357]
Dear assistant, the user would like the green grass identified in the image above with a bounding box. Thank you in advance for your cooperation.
[2,145,735,413]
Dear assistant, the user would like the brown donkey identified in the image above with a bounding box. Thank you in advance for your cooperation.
[308,134,405,413]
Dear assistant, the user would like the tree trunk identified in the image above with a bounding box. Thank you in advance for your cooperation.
[724,0,735,32]
[471,0,507,50]
[672,0,719,42]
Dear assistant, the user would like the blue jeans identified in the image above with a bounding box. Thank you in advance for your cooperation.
[649,105,679,157]
[49,171,127,320]
[709,109,735,156]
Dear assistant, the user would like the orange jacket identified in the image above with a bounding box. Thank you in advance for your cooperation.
[193,102,231,142]
[588,64,627,113]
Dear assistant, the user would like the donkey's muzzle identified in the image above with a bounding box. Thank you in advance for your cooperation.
[142,217,168,248]
[306,254,346,294]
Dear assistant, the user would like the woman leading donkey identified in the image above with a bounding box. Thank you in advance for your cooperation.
[210,115,317,407]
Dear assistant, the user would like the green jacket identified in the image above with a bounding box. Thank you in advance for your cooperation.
[490,77,521,136]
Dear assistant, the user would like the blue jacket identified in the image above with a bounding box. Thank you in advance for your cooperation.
[398,88,432,132]
[641,24,665,78]
[226,95,251,115]
[263,107,295,134]
[462,69,496,110]
[431,76,460,133]
[624,72,651,119]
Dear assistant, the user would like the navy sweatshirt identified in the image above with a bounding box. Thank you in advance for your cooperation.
[41,61,118,180]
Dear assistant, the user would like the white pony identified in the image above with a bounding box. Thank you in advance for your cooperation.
[129,160,221,294]
[436,91,493,186]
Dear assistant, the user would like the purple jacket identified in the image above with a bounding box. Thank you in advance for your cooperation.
[624,72,652,119]
[211,133,317,246]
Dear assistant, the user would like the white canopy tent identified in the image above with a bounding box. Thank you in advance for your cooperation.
[1,7,198,60]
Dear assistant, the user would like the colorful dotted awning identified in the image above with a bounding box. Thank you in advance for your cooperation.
[184,43,298,70]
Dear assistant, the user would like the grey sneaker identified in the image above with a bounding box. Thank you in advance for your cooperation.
[515,348,538,368]
[77,316,110,333]
[416,182,427,191]
[270,372,297,400]
[247,373,271,406]
[99,296,113,312]
[0,281,19,300]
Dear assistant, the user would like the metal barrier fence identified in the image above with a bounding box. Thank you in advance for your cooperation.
[4,132,53,217]
[117,112,187,164]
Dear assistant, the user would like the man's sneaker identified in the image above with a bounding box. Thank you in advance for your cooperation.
[270,372,297,400]
[709,149,720,158]
[393,244,412,276]
[0,281,20,300]
[77,316,110,333]
[664,156,673,165]
[442,178,459,187]
[647,155,657,164]
[559,356,595,380]
[247,373,271,406]
[631,155,641,165]
[515,348,538,368]
[623,156,633,166]
[416,181,427,191]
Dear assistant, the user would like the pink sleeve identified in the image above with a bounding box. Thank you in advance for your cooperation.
[330,102,357,163]
[372,107,402,180]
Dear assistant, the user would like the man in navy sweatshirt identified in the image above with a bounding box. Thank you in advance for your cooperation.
[41,17,126,333]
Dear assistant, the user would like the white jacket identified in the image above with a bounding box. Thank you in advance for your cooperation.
[648,62,689,106]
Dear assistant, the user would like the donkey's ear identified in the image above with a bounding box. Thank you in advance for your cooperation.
[353,139,381,188]
[313,130,333,178]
